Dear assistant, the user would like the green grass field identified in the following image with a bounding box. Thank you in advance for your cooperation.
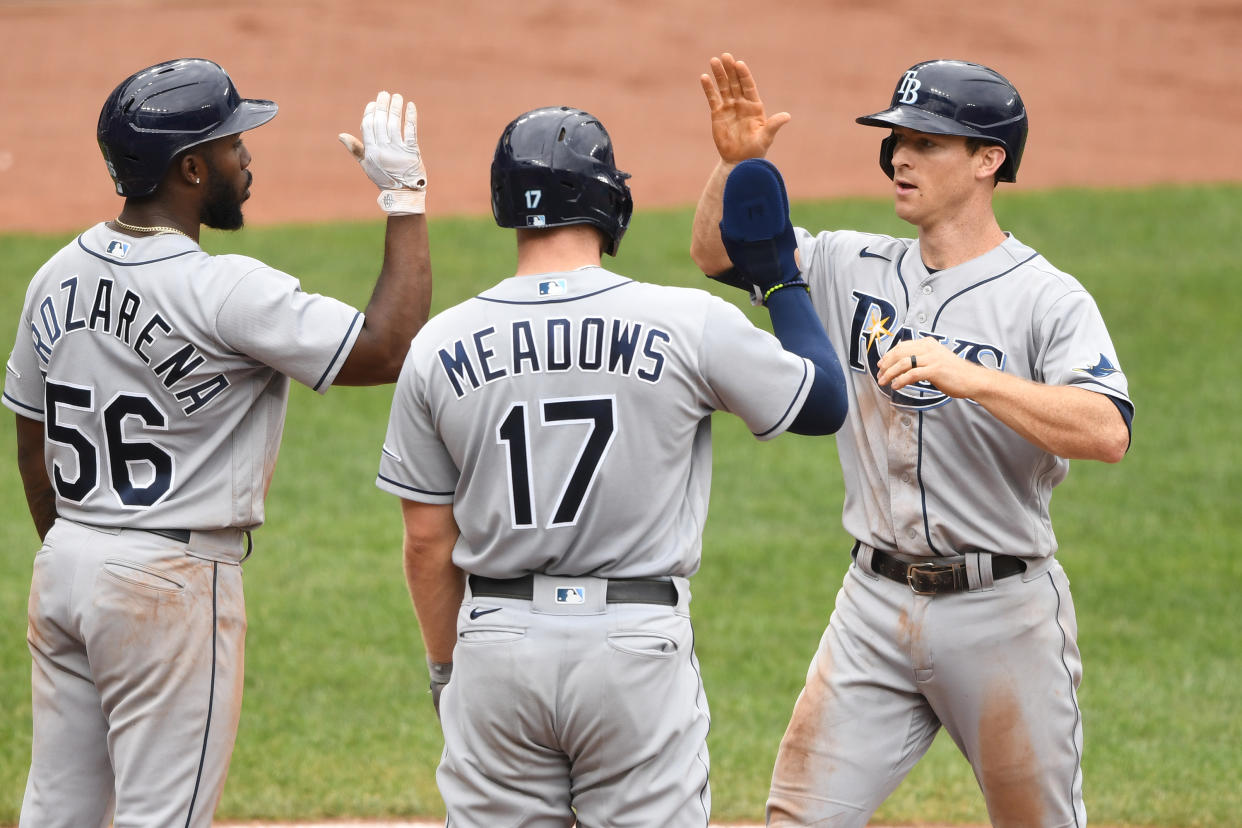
[1,184,1239,825]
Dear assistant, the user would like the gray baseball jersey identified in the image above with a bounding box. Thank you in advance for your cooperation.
[377,265,814,578]
[4,223,362,530]
[766,227,1132,826]
[795,228,1131,559]
[5,224,362,827]
[378,264,816,827]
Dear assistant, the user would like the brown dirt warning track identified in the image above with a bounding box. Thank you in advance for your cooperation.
[1,0,1239,235]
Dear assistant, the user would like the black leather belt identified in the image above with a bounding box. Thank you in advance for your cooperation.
[147,529,191,543]
[141,527,253,562]
[469,574,678,606]
[853,541,1025,595]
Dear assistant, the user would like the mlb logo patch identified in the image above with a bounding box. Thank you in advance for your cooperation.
[526,214,547,227]
[106,239,131,258]
[539,278,567,297]
[555,586,586,605]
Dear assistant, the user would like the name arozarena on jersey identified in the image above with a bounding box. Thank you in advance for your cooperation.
[26,273,229,416]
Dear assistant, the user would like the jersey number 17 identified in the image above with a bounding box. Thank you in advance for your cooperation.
[496,395,615,529]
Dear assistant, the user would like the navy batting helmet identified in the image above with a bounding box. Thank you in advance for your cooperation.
[856,60,1027,183]
[97,58,278,197]
[491,106,633,256]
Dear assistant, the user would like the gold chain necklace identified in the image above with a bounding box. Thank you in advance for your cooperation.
[112,217,192,239]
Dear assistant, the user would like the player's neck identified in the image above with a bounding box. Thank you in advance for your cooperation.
[115,199,201,242]
[513,226,604,276]
[916,205,1005,271]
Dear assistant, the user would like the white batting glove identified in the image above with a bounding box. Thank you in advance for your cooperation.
[338,91,427,215]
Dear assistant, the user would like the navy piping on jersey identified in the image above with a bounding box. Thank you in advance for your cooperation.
[689,619,711,828]
[1048,569,1084,827]
[78,234,199,267]
[931,252,1039,328]
[314,311,363,391]
[377,473,455,498]
[3,392,41,416]
[915,411,944,556]
[910,252,1039,554]
[1109,396,1134,434]
[933,250,1134,445]
[475,280,633,306]
[1076,380,1135,433]
[184,561,219,827]
[892,248,911,307]
[753,359,812,439]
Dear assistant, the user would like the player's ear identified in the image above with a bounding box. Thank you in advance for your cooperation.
[175,151,204,189]
[975,145,1006,182]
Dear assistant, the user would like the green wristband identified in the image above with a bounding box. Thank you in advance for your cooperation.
[762,280,810,305]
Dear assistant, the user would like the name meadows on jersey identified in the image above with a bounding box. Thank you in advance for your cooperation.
[436,315,671,399]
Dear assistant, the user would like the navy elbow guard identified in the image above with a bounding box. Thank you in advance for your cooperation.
[719,158,803,301]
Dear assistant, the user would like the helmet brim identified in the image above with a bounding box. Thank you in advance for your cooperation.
[856,106,987,140]
[218,98,279,138]
[173,99,278,160]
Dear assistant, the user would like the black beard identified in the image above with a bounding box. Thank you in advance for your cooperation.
[199,165,247,231]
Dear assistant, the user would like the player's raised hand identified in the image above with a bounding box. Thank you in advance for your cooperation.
[339,91,427,214]
[701,53,791,164]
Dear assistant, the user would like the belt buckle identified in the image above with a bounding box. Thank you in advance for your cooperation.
[906,562,947,595]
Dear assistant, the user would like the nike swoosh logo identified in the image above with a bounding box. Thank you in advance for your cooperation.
[859,246,891,261]
[469,607,502,620]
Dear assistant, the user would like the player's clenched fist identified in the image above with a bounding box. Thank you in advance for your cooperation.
[339,91,427,214]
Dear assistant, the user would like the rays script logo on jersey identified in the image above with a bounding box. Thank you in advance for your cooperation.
[849,290,1006,409]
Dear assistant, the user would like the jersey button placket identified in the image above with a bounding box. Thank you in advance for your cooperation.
[915,282,933,327]
[886,411,921,552]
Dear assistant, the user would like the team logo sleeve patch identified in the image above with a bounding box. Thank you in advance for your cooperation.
[1073,354,1120,378]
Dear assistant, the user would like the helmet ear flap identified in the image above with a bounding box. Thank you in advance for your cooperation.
[879,134,897,180]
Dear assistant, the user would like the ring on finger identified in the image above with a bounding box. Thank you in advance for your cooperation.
[910,355,918,369]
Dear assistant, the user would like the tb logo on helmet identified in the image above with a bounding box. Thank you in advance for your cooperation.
[856,59,1029,184]
[896,70,922,104]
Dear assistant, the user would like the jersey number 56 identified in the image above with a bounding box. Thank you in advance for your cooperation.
[44,380,174,508]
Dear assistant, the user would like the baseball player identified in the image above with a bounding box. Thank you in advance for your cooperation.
[376,106,848,826]
[690,54,1134,826]
[4,58,431,827]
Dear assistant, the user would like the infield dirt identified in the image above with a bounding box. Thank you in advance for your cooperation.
[1,0,1238,234]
